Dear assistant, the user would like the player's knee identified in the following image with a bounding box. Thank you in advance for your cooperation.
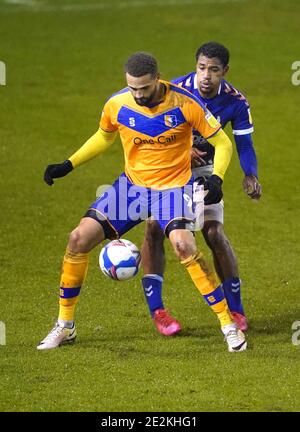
[68,227,89,253]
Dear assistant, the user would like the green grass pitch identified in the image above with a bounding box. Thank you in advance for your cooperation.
[0,0,300,412]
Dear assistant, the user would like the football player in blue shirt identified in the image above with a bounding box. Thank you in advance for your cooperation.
[142,42,261,335]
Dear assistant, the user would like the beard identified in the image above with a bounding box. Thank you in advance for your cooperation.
[134,88,157,106]
[134,96,151,106]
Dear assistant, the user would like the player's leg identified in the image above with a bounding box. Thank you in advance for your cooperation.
[37,173,142,350]
[37,217,105,350]
[142,218,165,275]
[57,217,105,327]
[141,219,181,336]
[141,219,165,313]
[155,178,246,351]
[202,201,248,331]
[167,226,246,352]
[168,226,231,328]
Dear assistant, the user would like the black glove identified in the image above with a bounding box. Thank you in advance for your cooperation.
[44,160,73,186]
[203,175,223,205]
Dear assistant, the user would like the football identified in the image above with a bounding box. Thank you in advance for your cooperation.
[99,239,141,281]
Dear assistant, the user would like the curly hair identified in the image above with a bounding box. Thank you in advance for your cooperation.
[124,52,158,77]
[195,42,230,66]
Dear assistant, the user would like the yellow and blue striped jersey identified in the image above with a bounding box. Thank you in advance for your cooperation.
[100,80,221,189]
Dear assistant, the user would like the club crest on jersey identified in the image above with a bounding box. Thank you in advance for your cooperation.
[164,114,177,128]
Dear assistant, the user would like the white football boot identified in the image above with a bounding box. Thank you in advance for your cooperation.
[222,324,247,352]
[37,322,76,350]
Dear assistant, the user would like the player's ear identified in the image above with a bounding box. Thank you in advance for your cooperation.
[223,65,229,76]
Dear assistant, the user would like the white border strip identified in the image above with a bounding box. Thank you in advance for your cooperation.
[232,127,254,135]
[3,0,248,12]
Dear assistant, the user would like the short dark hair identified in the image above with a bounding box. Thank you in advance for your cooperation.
[195,42,230,66]
[124,52,158,78]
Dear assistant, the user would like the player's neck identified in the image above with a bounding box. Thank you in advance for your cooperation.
[152,82,166,104]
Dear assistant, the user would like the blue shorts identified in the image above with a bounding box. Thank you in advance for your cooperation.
[85,173,195,239]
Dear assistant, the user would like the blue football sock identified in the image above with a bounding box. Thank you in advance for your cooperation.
[142,274,164,317]
[222,277,245,315]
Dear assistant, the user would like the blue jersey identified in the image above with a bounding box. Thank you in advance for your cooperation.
[172,72,258,178]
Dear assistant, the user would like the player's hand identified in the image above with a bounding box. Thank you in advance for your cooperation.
[242,175,262,200]
[203,175,223,205]
[191,147,207,168]
[44,160,73,186]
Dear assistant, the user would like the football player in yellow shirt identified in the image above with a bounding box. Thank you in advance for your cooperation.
[37,52,246,352]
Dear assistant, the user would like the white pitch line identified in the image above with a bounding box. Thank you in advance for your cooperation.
[4,0,37,5]
[3,0,247,13]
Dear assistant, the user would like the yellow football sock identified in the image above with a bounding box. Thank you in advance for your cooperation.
[181,251,233,327]
[58,249,89,322]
